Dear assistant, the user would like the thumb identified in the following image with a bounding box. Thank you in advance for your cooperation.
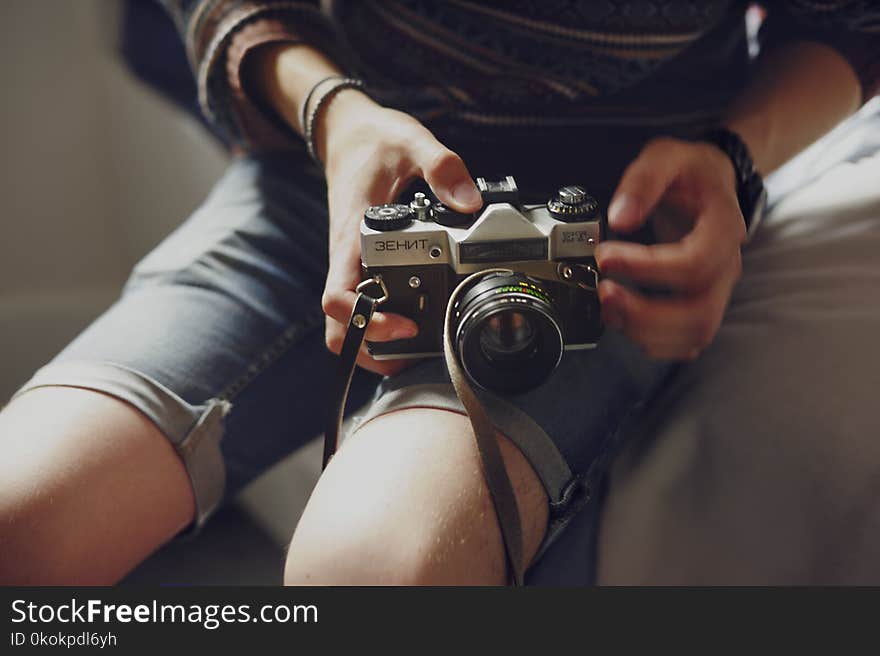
[412,135,482,213]
[609,138,686,233]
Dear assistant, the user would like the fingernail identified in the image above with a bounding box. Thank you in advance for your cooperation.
[391,325,418,340]
[451,182,481,208]
[608,194,639,230]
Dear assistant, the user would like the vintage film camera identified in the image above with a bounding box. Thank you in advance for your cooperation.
[360,176,605,393]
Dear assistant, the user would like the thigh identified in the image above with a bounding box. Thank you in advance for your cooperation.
[598,145,880,584]
[287,407,548,585]
[354,327,673,584]
[12,152,379,530]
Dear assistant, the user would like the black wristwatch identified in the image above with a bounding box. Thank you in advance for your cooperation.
[699,127,767,242]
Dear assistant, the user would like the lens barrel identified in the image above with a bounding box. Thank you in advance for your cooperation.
[453,272,564,394]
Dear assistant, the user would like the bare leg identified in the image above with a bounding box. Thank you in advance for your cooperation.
[0,387,195,584]
[285,408,548,585]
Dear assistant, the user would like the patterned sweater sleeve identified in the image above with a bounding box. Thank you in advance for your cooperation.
[761,1,880,102]
[158,0,342,150]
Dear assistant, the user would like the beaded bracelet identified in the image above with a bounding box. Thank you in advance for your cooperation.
[299,76,345,137]
[303,77,366,166]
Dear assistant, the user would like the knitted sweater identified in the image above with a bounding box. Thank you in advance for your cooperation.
[159,1,880,195]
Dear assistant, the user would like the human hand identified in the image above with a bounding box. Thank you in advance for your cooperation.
[595,137,747,360]
[318,92,482,375]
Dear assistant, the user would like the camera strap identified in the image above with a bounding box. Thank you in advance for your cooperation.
[442,270,526,586]
[323,277,387,469]
[324,272,526,586]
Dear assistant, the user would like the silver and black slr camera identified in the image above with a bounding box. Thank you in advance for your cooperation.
[360,176,605,393]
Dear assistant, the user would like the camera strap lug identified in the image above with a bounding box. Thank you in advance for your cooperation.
[323,276,387,469]
[355,275,389,305]
[558,262,600,291]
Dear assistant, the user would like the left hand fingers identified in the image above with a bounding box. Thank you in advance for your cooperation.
[596,195,746,293]
[606,137,691,234]
[598,250,742,360]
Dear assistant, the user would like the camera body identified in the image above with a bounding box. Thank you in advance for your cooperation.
[360,177,605,391]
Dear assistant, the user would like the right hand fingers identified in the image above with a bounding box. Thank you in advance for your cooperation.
[410,134,482,212]
[321,245,418,344]
[324,315,413,377]
[321,288,418,342]
[323,119,479,345]
[329,117,481,222]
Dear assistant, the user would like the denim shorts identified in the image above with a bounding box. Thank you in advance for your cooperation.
[13,152,670,575]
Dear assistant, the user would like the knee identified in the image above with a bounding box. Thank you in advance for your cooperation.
[0,407,59,583]
[281,407,542,586]
[0,388,196,584]
[0,451,102,584]
[0,487,54,584]
[282,414,453,585]
[283,526,446,586]
[282,473,468,585]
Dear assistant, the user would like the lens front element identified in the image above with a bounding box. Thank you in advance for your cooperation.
[454,273,564,394]
[479,311,537,362]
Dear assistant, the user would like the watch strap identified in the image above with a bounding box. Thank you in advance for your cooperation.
[699,127,766,240]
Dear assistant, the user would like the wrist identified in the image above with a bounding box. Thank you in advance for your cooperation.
[699,140,738,194]
[315,87,380,166]
[247,41,346,135]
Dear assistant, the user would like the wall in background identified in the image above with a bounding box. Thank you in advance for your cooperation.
[0,0,227,399]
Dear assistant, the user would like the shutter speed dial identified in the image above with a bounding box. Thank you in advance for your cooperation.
[364,204,414,231]
[547,185,599,222]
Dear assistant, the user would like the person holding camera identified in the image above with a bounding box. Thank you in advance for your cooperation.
[1,1,878,584]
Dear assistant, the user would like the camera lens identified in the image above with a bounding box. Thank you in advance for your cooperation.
[453,272,563,394]
[479,312,537,362]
